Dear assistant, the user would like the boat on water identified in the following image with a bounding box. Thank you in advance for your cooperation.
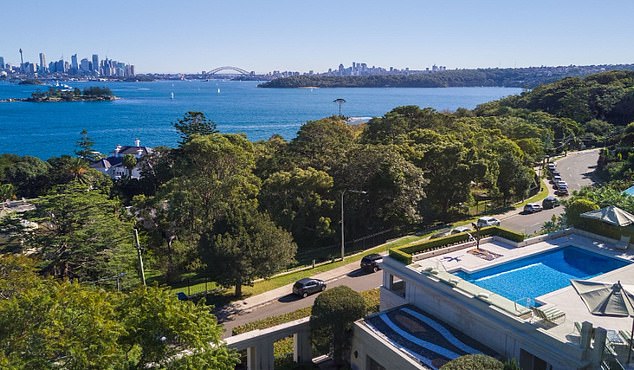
[217,88,220,94]
[50,81,74,92]
[170,92,174,99]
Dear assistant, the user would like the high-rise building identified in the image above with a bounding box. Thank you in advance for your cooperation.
[39,53,47,73]
[0,56,4,70]
[71,54,78,74]
[80,58,91,73]
[92,54,99,74]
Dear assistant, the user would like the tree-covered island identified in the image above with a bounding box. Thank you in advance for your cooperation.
[18,86,118,102]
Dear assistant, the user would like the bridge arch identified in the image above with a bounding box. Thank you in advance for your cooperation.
[207,66,251,75]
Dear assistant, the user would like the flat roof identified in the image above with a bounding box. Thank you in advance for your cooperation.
[363,305,498,369]
[409,232,634,343]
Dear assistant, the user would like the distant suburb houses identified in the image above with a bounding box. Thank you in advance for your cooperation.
[90,139,153,180]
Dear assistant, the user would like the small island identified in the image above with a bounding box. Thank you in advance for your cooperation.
[2,86,118,103]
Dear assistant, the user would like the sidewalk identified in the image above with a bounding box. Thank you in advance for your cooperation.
[216,258,364,322]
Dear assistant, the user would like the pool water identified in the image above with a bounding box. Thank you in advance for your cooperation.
[453,246,630,303]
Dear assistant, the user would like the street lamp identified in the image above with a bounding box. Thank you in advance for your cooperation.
[341,189,367,261]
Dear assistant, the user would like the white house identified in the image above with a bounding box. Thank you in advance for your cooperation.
[90,139,153,180]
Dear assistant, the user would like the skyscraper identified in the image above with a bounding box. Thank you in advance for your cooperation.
[39,53,47,73]
[71,54,78,74]
[92,54,99,74]
[0,56,5,70]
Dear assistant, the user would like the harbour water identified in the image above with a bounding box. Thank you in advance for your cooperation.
[0,80,522,159]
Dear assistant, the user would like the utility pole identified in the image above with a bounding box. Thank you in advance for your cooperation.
[133,228,146,286]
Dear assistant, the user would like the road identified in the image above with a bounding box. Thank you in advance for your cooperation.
[220,149,600,338]
[500,149,600,235]
[221,267,382,337]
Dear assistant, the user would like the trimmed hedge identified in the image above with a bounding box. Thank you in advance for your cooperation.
[389,226,525,264]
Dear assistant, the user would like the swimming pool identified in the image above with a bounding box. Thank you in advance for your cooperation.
[453,246,630,303]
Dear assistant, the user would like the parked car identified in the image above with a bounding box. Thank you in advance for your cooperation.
[476,216,501,227]
[547,163,556,171]
[556,186,569,196]
[551,175,562,184]
[555,180,568,189]
[542,196,560,209]
[360,253,383,272]
[293,278,326,298]
[523,203,543,213]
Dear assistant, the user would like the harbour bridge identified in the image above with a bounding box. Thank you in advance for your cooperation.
[205,66,252,76]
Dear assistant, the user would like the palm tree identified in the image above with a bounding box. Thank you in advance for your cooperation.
[333,98,346,117]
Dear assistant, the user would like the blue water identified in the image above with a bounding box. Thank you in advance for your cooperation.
[454,246,630,303]
[0,80,522,159]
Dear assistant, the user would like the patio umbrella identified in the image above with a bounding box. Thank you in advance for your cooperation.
[570,280,634,362]
[580,205,634,226]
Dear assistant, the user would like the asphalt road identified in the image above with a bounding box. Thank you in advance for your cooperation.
[222,268,382,337]
[500,149,600,235]
[221,149,600,338]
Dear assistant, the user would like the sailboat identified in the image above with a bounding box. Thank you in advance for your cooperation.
[170,92,174,99]
[217,88,220,94]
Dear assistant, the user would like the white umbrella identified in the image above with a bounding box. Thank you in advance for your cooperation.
[571,280,634,362]
[580,206,634,227]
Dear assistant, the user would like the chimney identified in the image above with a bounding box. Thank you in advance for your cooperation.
[115,144,121,157]
[134,138,140,147]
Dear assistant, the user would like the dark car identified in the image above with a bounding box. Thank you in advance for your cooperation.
[293,278,326,298]
[360,253,383,272]
[542,196,560,209]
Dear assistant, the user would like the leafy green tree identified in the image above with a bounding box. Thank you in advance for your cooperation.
[565,198,600,227]
[0,279,126,369]
[0,263,239,370]
[199,207,297,297]
[0,183,15,201]
[123,154,138,179]
[0,155,50,198]
[287,116,356,172]
[338,145,427,231]
[310,286,366,366]
[173,111,217,144]
[119,286,239,369]
[21,182,139,288]
[259,167,334,248]
[147,134,261,279]
[440,354,504,370]
[74,129,100,161]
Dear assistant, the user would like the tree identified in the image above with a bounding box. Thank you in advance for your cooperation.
[75,129,100,161]
[310,286,366,366]
[119,286,239,369]
[199,207,297,297]
[440,354,504,370]
[0,267,239,369]
[0,155,50,198]
[123,154,138,179]
[22,182,139,288]
[173,111,217,144]
[259,167,335,248]
[565,198,600,227]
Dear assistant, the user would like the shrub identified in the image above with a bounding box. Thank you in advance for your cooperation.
[440,354,504,370]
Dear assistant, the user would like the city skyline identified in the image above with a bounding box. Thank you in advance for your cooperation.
[2,0,634,74]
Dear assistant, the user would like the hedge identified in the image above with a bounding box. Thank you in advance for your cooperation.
[389,227,525,264]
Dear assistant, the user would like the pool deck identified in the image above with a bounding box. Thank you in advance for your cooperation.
[410,232,634,344]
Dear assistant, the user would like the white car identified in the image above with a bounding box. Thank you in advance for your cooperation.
[450,226,472,234]
[476,216,501,227]
[523,203,543,213]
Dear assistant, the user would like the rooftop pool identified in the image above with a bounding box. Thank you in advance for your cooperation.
[453,246,630,303]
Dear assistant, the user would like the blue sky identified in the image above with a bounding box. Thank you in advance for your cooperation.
[3,0,633,73]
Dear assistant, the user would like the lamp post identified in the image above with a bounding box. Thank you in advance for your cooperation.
[341,189,367,261]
